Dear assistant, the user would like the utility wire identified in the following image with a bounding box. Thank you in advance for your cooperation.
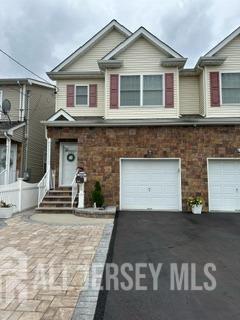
[0,48,55,87]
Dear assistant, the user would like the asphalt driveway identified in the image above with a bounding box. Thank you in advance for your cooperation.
[96,211,240,320]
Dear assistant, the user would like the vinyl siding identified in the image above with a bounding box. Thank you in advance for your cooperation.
[27,85,55,182]
[179,76,200,115]
[199,72,205,116]
[0,85,21,121]
[12,125,25,143]
[65,29,126,72]
[105,37,179,119]
[206,35,240,117]
[56,79,105,117]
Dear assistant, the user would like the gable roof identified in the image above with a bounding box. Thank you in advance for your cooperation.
[103,27,183,60]
[205,25,240,56]
[47,109,75,122]
[51,20,132,72]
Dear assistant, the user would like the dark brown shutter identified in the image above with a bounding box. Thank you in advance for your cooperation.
[89,84,97,107]
[67,85,74,107]
[210,72,220,107]
[110,74,119,109]
[165,73,174,108]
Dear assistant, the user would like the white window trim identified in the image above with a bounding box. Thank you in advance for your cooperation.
[0,90,2,119]
[119,73,165,108]
[220,71,240,106]
[75,84,89,107]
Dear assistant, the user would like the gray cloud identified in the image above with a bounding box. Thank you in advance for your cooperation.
[0,0,240,78]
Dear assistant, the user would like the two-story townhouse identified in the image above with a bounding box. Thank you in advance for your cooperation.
[43,20,240,213]
[0,78,55,184]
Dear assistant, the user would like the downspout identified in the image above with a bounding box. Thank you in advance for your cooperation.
[23,86,30,180]
[4,131,11,184]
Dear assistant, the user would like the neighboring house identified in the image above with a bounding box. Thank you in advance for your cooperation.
[0,78,55,184]
[43,20,240,213]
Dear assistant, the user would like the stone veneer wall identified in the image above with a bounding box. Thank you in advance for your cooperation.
[48,125,240,211]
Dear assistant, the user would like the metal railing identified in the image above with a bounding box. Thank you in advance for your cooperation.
[0,169,7,185]
[37,170,50,207]
[71,171,78,208]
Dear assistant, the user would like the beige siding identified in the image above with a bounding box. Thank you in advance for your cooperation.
[65,29,126,72]
[56,79,105,117]
[0,85,20,121]
[206,35,240,117]
[179,76,200,115]
[199,72,205,116]
[27,85,55,182]
[105,37,179,119]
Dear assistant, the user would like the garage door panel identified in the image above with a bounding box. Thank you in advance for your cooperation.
[208,160,240,212]
[121,159,181,211]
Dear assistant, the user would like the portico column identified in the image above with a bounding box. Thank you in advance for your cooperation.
[46,138,51,189]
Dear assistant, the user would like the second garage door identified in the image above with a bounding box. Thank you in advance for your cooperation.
[208,159,240,212]
[120,159,181,211]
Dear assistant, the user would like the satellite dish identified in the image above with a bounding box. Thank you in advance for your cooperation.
[2,99,11,115]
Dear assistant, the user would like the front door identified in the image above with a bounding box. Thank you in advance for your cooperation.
[60,143,77,186]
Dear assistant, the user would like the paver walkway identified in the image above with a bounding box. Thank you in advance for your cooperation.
[0,214,108,320]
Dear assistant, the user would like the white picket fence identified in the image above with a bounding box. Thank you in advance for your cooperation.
[0,178,38,213]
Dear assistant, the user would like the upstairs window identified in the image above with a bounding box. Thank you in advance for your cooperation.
[75,85,88,106]
[222,73,240,104]
[120,76,140,106]
[143,75,163,106]
[120,74,164,107]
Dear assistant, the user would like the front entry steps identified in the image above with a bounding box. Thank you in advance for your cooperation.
[36,187,78,213]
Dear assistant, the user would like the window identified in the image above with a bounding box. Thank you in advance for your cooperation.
[120,75,164,107]
[120,76,140,106]
[76,85,88,106]
[222,73,240,104]
[143,75,163,105]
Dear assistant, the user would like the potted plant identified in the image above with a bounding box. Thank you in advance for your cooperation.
[187,196,203,214]
[0,200,15,218]
[91,181,104,209]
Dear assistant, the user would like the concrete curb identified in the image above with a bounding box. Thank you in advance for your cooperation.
[72,223,113,320]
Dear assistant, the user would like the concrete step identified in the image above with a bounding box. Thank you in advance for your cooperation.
[43,196,73,201]
[47,190,72,196]
[40,201,76,208]
[35,207,75,213]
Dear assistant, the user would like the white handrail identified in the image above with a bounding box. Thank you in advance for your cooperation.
[37,170,50,207]
[71,171,78,208]
[0,169,7,185]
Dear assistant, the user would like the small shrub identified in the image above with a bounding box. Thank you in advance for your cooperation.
[91,181,104,208]
[0,200,13,208]
[187,196,203,208]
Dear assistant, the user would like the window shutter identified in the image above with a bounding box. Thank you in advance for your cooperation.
[165,73,174,108]
[110,74,119,109]
[67,85,74,107]
[89,84,97,107]
[210,72,220,107]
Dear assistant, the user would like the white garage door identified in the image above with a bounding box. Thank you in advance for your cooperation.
[120,159,181,211]
[208,160,240,212]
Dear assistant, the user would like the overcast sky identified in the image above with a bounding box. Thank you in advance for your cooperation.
[0,0,239,81]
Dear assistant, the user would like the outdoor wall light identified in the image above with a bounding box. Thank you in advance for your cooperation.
[237,148,240,153]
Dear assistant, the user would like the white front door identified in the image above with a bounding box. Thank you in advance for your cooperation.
[60,143,77,186]
[208,159,240,212]
[0,144,17,184]
[120,159,181,211]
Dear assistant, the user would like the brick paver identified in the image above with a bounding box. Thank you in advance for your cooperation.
[0,215,105,320]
